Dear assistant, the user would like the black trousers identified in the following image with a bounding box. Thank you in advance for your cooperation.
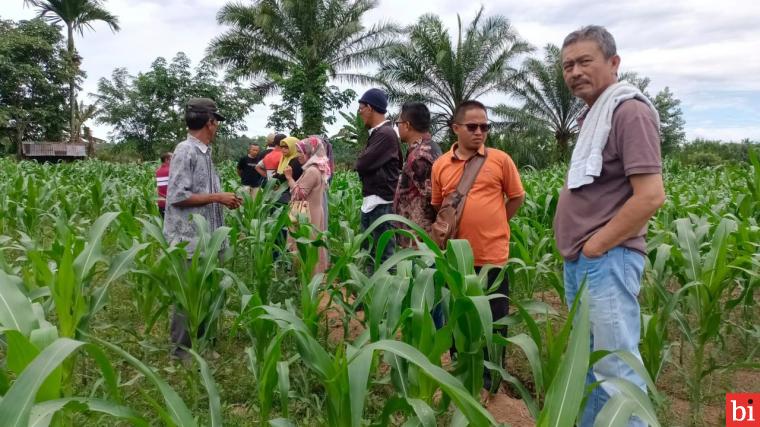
[360,204,396,268]
[479,266,509,390]
[476,266,510,331]
[449,266,509,390]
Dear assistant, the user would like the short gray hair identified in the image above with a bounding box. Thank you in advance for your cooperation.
[562,25,617,58]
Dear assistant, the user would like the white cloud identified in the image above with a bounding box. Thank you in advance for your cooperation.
[4,0,760,142]
[687,126,760,142]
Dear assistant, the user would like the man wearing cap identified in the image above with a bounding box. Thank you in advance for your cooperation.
[163,97,242,359]
[355,88,403,264]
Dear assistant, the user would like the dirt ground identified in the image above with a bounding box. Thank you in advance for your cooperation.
[485,393,535,427]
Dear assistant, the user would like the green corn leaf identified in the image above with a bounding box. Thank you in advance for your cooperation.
[4,330,61,402]
[702,218,737,292]
[73,212,120,280]
[186,349,223,427]
[406,398,436,427]
[592,394,638,427]
[93,337,197,427]
[446,240,475,276]
[0,338,86,427]
[611,351,662,405]
[363,340,496,426]
[277,361,291,420]
[347,343,374,427]
[537,287,590,427]
[674,218,701,282]
[595,378,661,427]
[90,240,149,316]
[29,398,148,427]
[0,271,38,335]
[507,333,544,397]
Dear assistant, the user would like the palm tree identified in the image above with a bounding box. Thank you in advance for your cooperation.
[492,44,584,158]
[74,101,98,154]
[209,0,399,135]
[24,0,120,143]
[376,7,531,138]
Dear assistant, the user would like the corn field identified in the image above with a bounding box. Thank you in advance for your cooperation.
[0,154,758,427]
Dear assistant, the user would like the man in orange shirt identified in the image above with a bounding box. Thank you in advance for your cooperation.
[431,100,525,389]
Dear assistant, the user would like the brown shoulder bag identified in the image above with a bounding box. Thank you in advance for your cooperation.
[431,149,487,249]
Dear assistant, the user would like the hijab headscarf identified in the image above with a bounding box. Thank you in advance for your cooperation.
[277,136,299,173]
[296,135,332,183]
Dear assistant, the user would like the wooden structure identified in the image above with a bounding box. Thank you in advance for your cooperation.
[21,142,87,162]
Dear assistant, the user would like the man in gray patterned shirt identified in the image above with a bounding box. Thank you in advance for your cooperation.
[163,98,241,359]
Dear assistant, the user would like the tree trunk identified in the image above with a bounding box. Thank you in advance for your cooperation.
[300,68,326,135]
[67,23,77,144]
[85,127,94,157]
[15,122,25,160]
[556,132,570,161]
[301,90,325,136]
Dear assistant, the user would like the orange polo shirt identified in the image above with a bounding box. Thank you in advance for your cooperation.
[431,144,524,266]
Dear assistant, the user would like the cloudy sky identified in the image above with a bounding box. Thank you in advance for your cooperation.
[4,0,760,142]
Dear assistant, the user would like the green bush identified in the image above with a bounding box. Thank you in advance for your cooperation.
[675,138,758,165]
[330,136,362,171]
[682,151,723,168]
[489,129,565,170]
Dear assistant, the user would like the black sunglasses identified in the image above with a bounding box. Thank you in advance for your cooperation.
[457,123,490,133]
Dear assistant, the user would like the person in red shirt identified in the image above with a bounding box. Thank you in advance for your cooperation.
[156,152,172,217]
[255,133,286,180]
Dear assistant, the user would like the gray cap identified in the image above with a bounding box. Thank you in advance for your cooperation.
[186,98,226,121]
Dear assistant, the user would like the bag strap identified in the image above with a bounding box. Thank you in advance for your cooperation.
[439,148,487,231]
[455,149,487,197]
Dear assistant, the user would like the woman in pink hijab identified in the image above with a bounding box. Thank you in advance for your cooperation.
[283,135,332,273]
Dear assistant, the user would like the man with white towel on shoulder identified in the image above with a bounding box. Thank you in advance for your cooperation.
[553,25,666,427]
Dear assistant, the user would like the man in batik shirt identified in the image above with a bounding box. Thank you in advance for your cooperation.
[393,102,442,247]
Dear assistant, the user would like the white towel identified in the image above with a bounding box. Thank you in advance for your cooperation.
[567,82,660,189]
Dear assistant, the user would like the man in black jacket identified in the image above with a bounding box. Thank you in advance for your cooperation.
[355,88,402,264]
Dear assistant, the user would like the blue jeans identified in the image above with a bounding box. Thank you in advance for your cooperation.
[564,246,646,427]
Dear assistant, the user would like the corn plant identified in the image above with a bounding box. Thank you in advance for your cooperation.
[639,242,688,383]
[227,179,289,294]
[0,335,222,427]
[741,149,760,220]
[289,217,327,288]
[251,304,496,427]
[138,214,237,355]
[341,214,511,397]
[670,216,753,425]
[4,212,146,395]
[501,286,661,426]
[508,219,564,301]
[0,270,222,427]
[126,218,172,338]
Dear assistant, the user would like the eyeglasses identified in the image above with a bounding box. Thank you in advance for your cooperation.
[394,120,408,127]
[456,123,490,133]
